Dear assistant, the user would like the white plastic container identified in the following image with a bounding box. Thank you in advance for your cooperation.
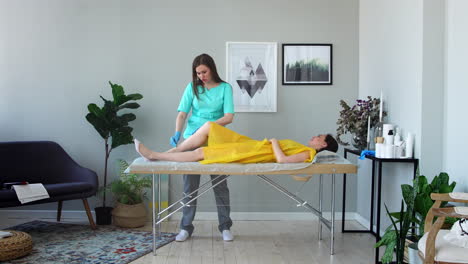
[384,144,395,158]
[375,143,384,158]
[405,133,415,158]
[382,124,394,145]
[394,127,402,145]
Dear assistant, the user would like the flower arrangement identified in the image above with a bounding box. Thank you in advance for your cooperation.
[336,96,386,150]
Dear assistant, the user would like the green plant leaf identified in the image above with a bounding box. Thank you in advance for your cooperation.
[85,113,109,139]
[110,81,125,105]
[110,130,133,149]
[415,175,427,193]
[119,102,140,110]
[87,103,104,119]
[389,212,402,221]
[375,228,397,248]
[127,93,143,101]
[439,185,452,193]
[438,172,449,185]
[401,184,415,208]
[381,239,396,264]
[119,113,136,123]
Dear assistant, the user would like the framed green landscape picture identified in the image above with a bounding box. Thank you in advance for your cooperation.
[282,43,332,85]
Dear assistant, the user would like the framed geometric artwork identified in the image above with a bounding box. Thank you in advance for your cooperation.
[282,43,333,85]
[226,42,277,112]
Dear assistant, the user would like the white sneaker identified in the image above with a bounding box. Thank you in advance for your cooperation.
[175,230,190,242]
[222,230,234,241]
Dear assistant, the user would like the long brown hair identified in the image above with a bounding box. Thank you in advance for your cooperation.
[192,54,224,99]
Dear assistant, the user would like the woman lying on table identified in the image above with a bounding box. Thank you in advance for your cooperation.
[135,122,338,164]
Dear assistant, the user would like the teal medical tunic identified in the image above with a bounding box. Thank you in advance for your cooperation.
[177,82,234,139]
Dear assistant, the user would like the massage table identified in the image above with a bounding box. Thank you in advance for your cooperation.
[126,151,357,255]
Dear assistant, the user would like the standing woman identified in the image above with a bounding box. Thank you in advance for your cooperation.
[171,54,235,242]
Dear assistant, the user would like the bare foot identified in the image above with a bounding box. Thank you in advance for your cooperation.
[134,139,157,161]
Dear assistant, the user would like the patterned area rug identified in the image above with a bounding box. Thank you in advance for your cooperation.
[4,220,176,264]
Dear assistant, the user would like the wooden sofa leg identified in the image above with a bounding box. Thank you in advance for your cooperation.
[82,199,96,230]
[57,201,63,222]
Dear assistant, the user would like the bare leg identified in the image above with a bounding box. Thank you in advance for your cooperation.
[135,140,204,162]
[166,147,177,153]
[172,122,212,152]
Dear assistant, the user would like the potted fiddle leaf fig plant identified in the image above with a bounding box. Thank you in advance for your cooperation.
[86,81,143,225]
[110,159,152,228]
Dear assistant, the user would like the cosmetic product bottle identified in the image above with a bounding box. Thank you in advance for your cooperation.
[394,127,402,145]
[373,120,384,149]
[405,133,414,158]
[387,129,394,145]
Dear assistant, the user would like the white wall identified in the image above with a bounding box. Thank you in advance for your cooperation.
[359,0,467,232]
[421,0,445,177]
[444,0,468,191]
[358,0,424,225]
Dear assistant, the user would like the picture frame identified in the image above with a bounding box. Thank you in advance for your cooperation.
[282,44,333,85]
[226,42,277,112]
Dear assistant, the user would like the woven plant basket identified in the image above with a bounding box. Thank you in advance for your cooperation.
[112,202,147,228]
[0,231,33,261]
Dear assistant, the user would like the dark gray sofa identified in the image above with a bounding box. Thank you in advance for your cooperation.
[0,141,98,229]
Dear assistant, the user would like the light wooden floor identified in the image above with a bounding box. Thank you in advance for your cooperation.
[1,218,375,264]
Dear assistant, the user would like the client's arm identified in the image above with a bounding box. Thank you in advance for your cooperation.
[269,138,310,163]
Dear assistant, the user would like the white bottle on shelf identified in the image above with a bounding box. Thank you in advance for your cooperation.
[394,127,402,145]
[387,129,394,145]
[405,133,415,158]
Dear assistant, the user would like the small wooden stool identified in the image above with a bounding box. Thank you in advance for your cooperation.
[0,231,33,261]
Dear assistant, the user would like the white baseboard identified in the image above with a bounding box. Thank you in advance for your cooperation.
[354,212,385,236]
[0,209,358,221]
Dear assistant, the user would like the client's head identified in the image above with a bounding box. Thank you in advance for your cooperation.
[308,134,339,153]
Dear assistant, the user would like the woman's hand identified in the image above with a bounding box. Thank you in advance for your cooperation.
[269,138,278,143]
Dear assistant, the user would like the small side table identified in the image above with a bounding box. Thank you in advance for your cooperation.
[0,231,33,261]
[341,148,418,264]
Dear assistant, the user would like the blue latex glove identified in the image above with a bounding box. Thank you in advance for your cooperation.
[359,150,375,160]
[170,131,181,147]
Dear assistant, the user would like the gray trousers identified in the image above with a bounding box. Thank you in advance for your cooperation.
[180,174,232,235]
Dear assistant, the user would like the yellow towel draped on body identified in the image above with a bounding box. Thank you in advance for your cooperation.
[200,122,316,164]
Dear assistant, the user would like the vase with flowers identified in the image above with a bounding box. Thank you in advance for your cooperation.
[336,96,386,150]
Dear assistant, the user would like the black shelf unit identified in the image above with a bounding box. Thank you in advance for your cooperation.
[341,148,419,264]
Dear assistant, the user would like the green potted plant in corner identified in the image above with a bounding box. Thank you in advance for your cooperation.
[86,81,143,225]
[405,172,456,264]
[110,159,152,228]
[412,172,456,238]
[376,172,456,264]
[376,182,416,264]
